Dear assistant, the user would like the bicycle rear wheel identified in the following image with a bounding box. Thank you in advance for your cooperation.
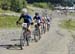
[34,29,38,42]
[38,29,41,40]
[20,30,25,50]
[47,24,50,31]
[26,35,29,46]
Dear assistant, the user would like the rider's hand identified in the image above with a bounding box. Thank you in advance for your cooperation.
[16,21,19,25]
[31,22,34,25]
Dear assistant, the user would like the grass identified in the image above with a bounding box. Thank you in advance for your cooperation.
[0,16,22,29]
[69,12,75,16]
[60,19,75,30]
[0,6,34,29]
[0,8,16,13]
[60,19,75,39]
[27,5,34,15]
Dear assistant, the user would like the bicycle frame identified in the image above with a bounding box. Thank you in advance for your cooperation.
[20,23,30,50]
[41,23,46,34]
[33,23,41,42]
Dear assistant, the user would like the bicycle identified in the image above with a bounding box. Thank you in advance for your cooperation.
[33,23,41,42]
[6,23,30,50]
[18,23,31,50]
[46,16,52,32]
[47,22,50,31]
[41,22,46,34]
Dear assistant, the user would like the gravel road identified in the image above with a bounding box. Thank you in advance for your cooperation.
[0,11,75,54]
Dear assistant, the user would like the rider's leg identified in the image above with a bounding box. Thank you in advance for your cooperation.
[38,23,41,34]
[27,23,31,37]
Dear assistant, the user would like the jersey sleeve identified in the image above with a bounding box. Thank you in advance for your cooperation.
[18,14,23,21]
[29,15,32,21]
[33,16,36,20]
[39,16,41,21]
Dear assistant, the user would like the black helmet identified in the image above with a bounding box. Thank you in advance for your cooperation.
[35,12,39,15]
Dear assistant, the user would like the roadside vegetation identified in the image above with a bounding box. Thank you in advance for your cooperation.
[33,2,54,10]
[0,8,17,13]
[69,12,75,16]
[0,16,22,29]
[60,19,75,30]
[0,0,54,13]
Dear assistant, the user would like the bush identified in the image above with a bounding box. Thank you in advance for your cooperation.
[1,3,9,10]
[10,0,27,12]
[48,3,54,10]
[33,2,54,10]
[33,3,48,8]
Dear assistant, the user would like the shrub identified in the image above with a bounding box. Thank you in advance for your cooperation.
[33,3,48,8]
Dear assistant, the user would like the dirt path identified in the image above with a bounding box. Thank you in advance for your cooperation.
[0,11,75,54]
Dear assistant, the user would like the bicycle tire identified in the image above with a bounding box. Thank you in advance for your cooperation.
[20,30,25,49]
[34,29,38,42]
[47,24,50,31]
[38,29,41,40]
[34,34,38,42]
[26,35,29,46]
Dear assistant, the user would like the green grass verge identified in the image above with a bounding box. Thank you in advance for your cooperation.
[0,8,16,13]
[60,19,75,30]
[69,13,75,16]
[0,16,22,29]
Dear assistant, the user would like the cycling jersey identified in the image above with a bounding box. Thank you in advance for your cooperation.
[33,16,41,23]
[41,17,45,23]
[33,15,41,26]
[19,14,32,23]
[33,16,41,20]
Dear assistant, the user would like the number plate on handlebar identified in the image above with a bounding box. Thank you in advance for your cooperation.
[22,23,27,28]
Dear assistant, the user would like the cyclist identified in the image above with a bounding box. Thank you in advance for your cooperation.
[33,12,41,27]
[16,8,32,35]
[45,15,51,31]
[46,16,51,23]
[41,16,47,33]
[33,12,42,34]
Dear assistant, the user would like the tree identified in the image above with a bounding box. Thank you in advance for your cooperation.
[10,0,27,12]
[1,0,10,10]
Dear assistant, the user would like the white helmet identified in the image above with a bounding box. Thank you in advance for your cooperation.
[21,8,28,14]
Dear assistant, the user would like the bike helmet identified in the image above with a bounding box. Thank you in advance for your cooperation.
[21,8,28,14]
[35,12,39,16]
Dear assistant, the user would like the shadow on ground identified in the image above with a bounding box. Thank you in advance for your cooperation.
[0,44,22,50]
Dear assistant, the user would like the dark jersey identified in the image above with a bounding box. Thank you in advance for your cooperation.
[33,16,41,21]
[19,14,32,23]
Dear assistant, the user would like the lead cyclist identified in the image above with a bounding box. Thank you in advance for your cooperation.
[16,8,32,36]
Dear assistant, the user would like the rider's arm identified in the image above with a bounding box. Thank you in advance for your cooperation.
[33,16,36,20]
[16,14,23,23]
[28,15,32,23]
[39,16,42,21]
[29,16,32,21]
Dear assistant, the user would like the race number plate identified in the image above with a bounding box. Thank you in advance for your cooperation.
[22,23,27,28]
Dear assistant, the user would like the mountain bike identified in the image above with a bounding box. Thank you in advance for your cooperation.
[33,23,41,42]
[47,22,50,31]
[19,23,31,50]
[41,22,46,34]
[6,23,31,50]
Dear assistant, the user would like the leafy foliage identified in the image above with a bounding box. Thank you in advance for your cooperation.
[0,0,74,12]
[33,3,48,8]
[0,0,27,12]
